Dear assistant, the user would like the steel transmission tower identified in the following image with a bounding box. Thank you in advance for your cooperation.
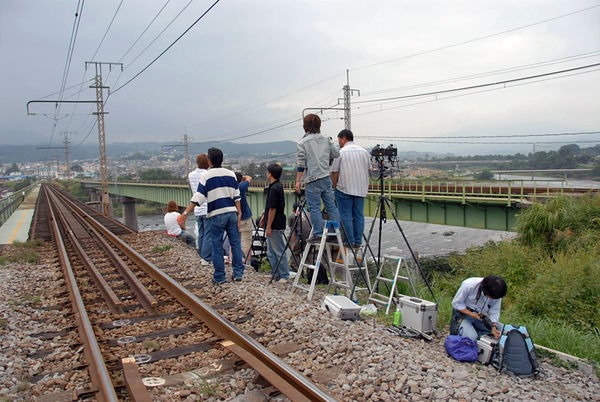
[36,131,75,179]
[162,132,192,176]
[86,61,123,216]
[342,69,360,130]
[303,70,360,129]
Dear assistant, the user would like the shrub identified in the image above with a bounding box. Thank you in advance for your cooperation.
[514,250,599,331]
[516,194,600,254]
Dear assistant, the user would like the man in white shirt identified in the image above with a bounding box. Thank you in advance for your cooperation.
[330,129,370,248]
[188,153,211,265]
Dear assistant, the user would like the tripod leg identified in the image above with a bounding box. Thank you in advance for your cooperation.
[382,197,438,303]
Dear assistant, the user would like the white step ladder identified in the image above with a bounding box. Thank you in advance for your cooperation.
[291,221,342,301]
[326,243,371,301]
[368,256,417,314]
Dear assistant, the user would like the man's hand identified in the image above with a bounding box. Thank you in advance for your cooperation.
[491,326,501,339]
[266,227,272,237]
[259,216,264,228]
[177,214,186,226]
[295,181,301,194]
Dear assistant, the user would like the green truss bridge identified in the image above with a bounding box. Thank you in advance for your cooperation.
[80,179,598,232]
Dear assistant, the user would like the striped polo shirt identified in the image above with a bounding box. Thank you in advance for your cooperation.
[330,141,370,197]
[191,167,240,218]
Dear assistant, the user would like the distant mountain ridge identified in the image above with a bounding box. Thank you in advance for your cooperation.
[0,141,298,163]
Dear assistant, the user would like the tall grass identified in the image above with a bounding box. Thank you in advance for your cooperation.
[424,194,600,363]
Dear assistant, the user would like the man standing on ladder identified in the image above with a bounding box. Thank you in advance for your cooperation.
[295,113,340,244]
[330,129,370,249]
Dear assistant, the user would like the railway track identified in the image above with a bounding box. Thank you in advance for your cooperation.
[35,183,335,401]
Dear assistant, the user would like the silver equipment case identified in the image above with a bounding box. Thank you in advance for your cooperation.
[477,335,498,365]
[397,295,438,333]
[321,295,361,320]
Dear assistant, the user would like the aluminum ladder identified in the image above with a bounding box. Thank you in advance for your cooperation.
[368,256,417,314]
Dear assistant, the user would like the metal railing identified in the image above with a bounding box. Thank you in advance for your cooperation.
[0,183,35,227]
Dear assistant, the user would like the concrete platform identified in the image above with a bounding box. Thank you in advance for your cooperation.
[0,186,39,245]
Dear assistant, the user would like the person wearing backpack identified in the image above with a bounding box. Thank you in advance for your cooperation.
[450,275,507,341]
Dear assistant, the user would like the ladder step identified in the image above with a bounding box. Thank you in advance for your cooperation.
[375,277,393,284]
[301,264,318,270]
[368,297,389,306]
[292,284,311,292]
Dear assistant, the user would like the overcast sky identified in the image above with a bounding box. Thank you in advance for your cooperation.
[1,0,599,155]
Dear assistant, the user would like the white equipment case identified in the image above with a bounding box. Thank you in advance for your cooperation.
[477,335,498,365]
[321,295,361,320]
[397,295,438,333]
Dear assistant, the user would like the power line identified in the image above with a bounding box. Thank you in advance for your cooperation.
[353,62,600,105]
[111,0,221,95]
[390,139,599,145]
[360,131,600,140]
[353,3,600,72]
[352,68,600,118]
[90,0,124,61]
[121,0,194,70]
[363,50,600,96]
[50,0,85,148]
[117,0,173,63]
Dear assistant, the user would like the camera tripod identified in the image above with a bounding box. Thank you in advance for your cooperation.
[363,158,437,303]
[267,193,323,284]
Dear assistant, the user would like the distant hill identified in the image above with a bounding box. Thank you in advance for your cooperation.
[0,141,298,164]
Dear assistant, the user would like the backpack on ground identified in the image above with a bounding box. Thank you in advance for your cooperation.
[493,324,540,377]
[444,335,478,362]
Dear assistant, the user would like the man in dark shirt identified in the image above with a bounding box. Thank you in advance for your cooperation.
[260,164,290,281]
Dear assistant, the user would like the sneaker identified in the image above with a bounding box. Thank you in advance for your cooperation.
[199,258,211,266]
[307,235,322,244]
[223,256,231,265]
[212,279,228,286]
[277,278,288,283]
[233,277,243,283]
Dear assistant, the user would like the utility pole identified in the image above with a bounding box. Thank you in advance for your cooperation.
[340,69,360,130]
[62,131,75,179]
[37,131,74,179]
[304,71,360,129]
[162,132,192,176]
[86,61,123,216]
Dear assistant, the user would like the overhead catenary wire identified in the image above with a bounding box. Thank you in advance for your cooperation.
[89,0,124,61]
[117,0,173,63]
[353,62,600,106]
[49,0,85,150]
[352,3,600,72]
[360,131,600,140]
[110,0,221,95]
[364,50,600,96]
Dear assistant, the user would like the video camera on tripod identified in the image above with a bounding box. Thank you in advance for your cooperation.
[370,144,399,180]
[370,144,398,161]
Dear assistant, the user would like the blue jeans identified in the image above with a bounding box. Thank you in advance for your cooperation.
[209,212,244,282]
[335,189,365,246]
[306,176,339,237]
[266,230,290,279]
[178,230,196,247]
[459,315,503,341]
[196,215,212,261]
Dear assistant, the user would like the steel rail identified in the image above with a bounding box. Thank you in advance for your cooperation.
[55,188,336,401]
[45,189,119,401]
[63,225,124,314]
[52,188,157,312]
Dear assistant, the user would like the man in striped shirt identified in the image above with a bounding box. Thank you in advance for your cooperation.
[330,129,370,248]
[180,148,244,285]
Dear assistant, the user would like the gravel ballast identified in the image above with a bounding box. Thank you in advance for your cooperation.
[0,232,598,401]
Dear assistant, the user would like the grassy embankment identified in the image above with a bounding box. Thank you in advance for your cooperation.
[419,194,599,364]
